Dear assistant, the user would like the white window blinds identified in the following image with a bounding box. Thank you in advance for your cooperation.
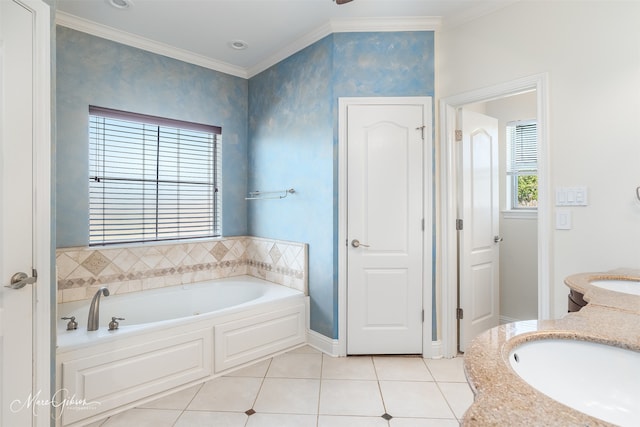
[507,120,537,174]
[89,106,221,245]
[506,119,538,209]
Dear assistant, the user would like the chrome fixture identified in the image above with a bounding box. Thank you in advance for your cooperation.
[108,317,125,331]
[87,287,110,331]
[5,270,37,289]
[61,316,78,330]
[245,188,295,200]
[351,239,370,248]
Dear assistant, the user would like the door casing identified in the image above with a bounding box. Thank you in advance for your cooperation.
[0,0,51,425]
[337,96,434,358]
[439,74,551,358]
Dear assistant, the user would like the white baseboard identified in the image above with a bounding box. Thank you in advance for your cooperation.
[426,340,443,359]
[306,329,340,357]
[306,333,445,359]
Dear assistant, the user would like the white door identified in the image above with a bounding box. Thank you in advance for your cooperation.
[458,109,500,352]
[346,102,425,355]
[1,1,51,425]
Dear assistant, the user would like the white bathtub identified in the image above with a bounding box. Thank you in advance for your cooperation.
[56,276,307,426]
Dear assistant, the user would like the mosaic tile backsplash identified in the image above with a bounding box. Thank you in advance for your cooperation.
[56,237,308,303]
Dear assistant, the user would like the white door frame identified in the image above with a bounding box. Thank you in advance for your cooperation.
[338,96,434,358]
[439,73,551,358]
[0,0,51,424]
[32,0,52,422]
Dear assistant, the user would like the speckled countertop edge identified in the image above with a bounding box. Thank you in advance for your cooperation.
[462,270,640,426]
[564,269,640,313]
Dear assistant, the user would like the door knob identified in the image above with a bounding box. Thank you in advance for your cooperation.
[351,239,370,248]
[5,272,37,289]
[494,236,504,243]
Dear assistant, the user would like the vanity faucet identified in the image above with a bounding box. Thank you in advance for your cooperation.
[87,287,110,331]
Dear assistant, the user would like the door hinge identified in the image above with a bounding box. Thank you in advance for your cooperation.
[456,308,464,320]
[455,129,462,142]
[416,125,425,140]
[456,219,463,231]
[422,309,425,323]
[421,218,425,231]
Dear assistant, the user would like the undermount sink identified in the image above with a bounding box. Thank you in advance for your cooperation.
[509,338,640,427]
[590,279,640,296]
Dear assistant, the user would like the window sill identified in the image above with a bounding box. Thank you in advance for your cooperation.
[86,236,226,250]
[501,210,537,220]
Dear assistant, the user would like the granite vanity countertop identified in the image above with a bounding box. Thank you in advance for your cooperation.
[462,270,640,426]
[564,268,640,313]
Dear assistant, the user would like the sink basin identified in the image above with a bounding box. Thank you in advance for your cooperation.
[509,339,640,426]
[590,279,640,296]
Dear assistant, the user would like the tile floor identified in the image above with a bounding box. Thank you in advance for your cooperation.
[90,346,473,427]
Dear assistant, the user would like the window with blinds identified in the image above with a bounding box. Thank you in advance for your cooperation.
[506,120,538,209]
[89,106,221,245]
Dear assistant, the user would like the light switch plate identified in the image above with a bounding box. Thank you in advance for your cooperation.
[556,186,588,206]
[574,186,588,205]
[556,209,571,230]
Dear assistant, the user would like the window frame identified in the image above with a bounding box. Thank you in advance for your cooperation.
[88,106,222,246]
[505,119,538,211]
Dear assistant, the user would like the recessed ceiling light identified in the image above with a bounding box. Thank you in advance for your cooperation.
[107,0,133,10]
[229,40,249,50]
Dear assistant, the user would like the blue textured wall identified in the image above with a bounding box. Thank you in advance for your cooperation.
[56,27,248,247]
[248,37,335,337]
[249,32,435,338]
[332,32,434,97]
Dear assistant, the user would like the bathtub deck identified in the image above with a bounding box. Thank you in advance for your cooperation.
[56,277,307,426]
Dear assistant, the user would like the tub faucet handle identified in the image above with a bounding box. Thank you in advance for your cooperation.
[61,316,78,330]
[108,317,125,331]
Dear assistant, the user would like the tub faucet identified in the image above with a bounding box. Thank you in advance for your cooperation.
[87,287,110,331]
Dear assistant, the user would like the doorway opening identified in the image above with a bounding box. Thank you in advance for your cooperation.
[439,74,551,358]
[456,93,539,352]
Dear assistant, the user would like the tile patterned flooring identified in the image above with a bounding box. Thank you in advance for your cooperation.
[90,346,473,427]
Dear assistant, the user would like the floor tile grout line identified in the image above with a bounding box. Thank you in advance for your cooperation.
[170,382,205,427]
[315,353,327,427]
[371,355,392,422]
[434,380,462,421]
[245,356,273,426]
[421,354,436,381]
[435,380,474,421]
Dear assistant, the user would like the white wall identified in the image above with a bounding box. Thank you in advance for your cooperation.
[439,1,640,318]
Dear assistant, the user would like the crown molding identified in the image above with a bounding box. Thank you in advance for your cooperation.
[331,16,441,33]
[247,16,441,78]
[439,0,518,31]
[55,11,249,78]
[246,21,334,79]
[55,11,440,80]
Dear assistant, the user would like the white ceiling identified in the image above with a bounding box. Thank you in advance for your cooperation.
[56,0,517,78]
